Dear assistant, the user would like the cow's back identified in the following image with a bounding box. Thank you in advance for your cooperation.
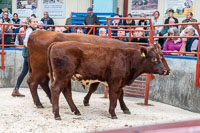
[27,30,130,75]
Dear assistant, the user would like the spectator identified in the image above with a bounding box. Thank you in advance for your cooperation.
[163,27,183,55]
[162,17,176,35]
[111,15,121,36]
[12,17,37,97]
[77,28,84,34]
[99,28,107,37]
[131,27,148,43]
[12,13,21,41]
[115,28,128,42]
[55,27,62,33]
[37,21,45,30]
[1,12,11,23]
[84,7,99,34]
[41,11,54,30]
[180,27,198,54]
[152,11,163,45]
[152,11,163,35]
[0,22,12,45]
[123,13,135,26]
[63,13,72,33]
[164,9,178,28]
[14,27,25,45]
[180,12,197,32]
[0,8,12,19]
[180,25,199,36]
[138,13,149,36]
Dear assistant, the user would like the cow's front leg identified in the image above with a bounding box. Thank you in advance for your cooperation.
[108,81,122,119]
[118,89,131,114]
[51,80,63,120]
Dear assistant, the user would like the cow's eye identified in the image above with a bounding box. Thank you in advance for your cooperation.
[152,57,158,62]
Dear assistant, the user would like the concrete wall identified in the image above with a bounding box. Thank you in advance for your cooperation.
[1,50,200,113]
[149,58,200,113]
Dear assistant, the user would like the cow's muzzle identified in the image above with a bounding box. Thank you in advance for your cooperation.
[163,70,170,75]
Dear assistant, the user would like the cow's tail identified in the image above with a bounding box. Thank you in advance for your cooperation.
[48,43,55,83]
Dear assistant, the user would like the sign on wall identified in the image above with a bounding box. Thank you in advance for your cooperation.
[0,0,12,14]
[165,0,194,16]
[42,0,65,18]
[17,0,38,17]
[131,0,158,16]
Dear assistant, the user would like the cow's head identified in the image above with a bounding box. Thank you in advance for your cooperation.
[140,44,170,75]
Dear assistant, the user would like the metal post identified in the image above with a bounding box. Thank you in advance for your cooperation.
[195,24,200,86]
[1,24,5,69]
[144,74,150,105]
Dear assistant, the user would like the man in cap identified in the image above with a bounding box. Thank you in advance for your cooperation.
[84,7,99,34]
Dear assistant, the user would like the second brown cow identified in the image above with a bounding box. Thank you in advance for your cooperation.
[48,41,168,120]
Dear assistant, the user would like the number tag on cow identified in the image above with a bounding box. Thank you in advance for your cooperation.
[141,52,146,57]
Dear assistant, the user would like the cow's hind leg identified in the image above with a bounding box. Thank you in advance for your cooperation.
[118,89,131,114]
[39,75,51,103]
[62,81,81,115]
[27,75,43,108]
[51,80,63,120]
[83,82,99,106]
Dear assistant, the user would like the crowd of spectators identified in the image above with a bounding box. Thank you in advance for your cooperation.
[0,7,199,56]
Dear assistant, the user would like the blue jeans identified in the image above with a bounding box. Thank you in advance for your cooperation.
[15,57,28,89]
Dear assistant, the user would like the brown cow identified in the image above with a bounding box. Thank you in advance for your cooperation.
[48,41,169,120]
[27,30,170,110]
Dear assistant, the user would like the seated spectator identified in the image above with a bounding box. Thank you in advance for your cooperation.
[123,13,135,26]
[131,27,149,43]
[111,15,121,36]
[12,13,21,41]
[84,7,99,34]
[0,22,13,45]
[41,11,54,30]
[37,21,45,30]
[180,27,199,54]
[15,27,25,45]
[180,25,199,36]
[1,12,11,23]
[180,12,197,32]
[138,13,149,36]
[0,8,12,19]
[63,13,72,33]
[99,28,107,37]
[163,27,183,55]
[55,27,62,33]
[115,28,128,42]
[77,28,84,34]
[162,17,176,36]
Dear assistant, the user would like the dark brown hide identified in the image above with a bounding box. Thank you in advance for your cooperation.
[48,41,168,119]
[27,30,170,109]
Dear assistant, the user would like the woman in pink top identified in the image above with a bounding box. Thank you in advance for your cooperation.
[163,27,183,55]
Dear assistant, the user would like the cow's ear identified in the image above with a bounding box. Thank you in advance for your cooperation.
[140,47,148,58]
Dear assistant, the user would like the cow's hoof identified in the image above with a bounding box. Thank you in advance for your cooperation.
[83,99,90,106]
[36,104,44,108]
[123,110,131,114]
[74,111,81,116]
[111,116,118,119]
[84,102,90,106]
[55,116,61,120]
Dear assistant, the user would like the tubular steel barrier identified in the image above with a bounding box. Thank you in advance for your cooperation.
[1,19,200,105]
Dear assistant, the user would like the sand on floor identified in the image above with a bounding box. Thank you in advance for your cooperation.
[0,88,200,133]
